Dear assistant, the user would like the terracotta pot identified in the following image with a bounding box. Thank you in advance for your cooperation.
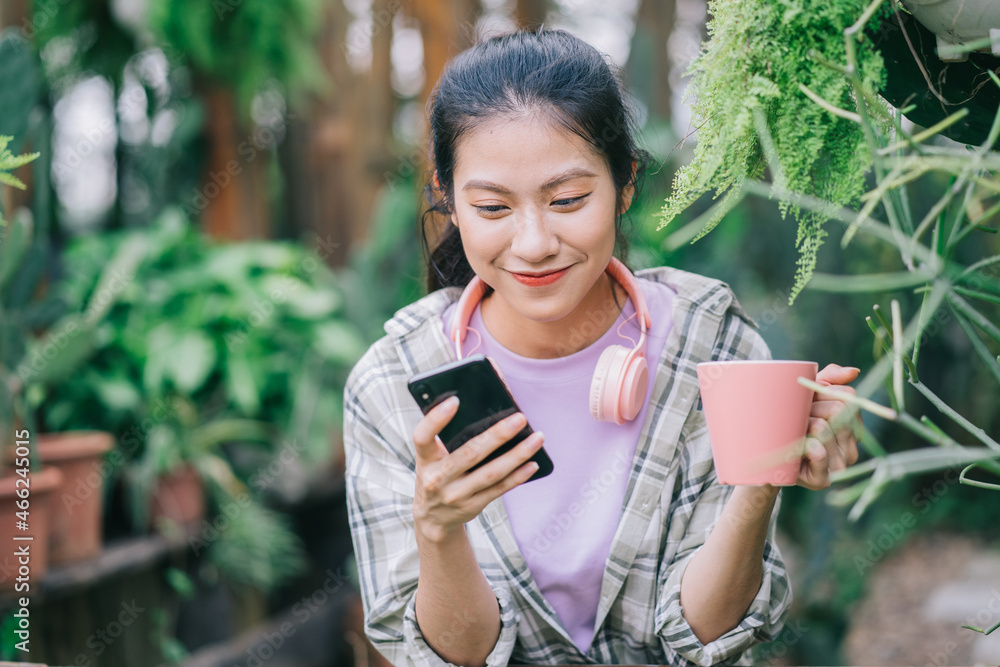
[0,466,62,592]
[149,463,205,532]
[36,431,114,565]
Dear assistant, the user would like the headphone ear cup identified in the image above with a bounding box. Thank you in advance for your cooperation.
[591,345,632,424]
[590,346,617,421]
[617,354,649,422]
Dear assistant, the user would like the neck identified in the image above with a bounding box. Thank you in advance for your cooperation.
[479,273,628,359]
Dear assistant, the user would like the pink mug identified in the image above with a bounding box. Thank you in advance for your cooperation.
[696,360,817,485]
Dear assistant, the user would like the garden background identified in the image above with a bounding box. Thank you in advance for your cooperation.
[0,0,998,665]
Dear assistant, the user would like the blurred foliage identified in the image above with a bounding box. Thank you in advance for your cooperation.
[148,0,327,114]
[27,206,366,593]
[657,0,894,304]
[340,175,427,344]
[29,0,141,89]
[0,29,40,152]
[35,207,366,472]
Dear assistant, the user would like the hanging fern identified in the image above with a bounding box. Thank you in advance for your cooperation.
[658,0,894,303]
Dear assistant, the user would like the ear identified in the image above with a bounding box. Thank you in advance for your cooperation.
[617,160,637,215]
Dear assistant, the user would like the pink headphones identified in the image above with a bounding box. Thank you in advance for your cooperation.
[450,257,652,425]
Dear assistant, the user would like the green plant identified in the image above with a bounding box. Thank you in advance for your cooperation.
[148,0,327,112]
[0,29,41,153]
[679,1,1000,506]
[656,0,895,304]
[38,208,365,463]
[2,146,146,466]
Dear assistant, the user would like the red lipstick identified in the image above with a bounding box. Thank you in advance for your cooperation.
[510,267,570,286]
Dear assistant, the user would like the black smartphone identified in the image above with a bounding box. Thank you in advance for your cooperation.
[407,354,554,482]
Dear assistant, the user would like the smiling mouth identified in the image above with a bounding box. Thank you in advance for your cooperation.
[509,266,571,286]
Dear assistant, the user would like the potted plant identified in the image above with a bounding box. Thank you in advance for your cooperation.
[0,206,148,573]
[32,209,364,607]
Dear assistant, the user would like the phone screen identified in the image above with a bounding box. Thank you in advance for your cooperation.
[408,354,554,481]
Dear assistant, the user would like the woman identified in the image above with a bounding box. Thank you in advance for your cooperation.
[343,28,861,667]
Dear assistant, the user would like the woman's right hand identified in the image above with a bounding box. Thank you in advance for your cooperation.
[412,396,545,543]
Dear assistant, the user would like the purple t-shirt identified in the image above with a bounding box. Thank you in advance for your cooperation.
[441,278,675,652]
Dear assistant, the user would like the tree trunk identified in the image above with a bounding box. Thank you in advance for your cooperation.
[0,0,29,32]
[514,0,548,29]
[629,0,676,123]
[279,0,397,266]
[405,0,480,249]
[197,85,270,240]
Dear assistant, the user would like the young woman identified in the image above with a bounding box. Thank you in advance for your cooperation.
[343,28,861,667]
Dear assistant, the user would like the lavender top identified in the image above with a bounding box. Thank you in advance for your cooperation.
[441,278,675,652]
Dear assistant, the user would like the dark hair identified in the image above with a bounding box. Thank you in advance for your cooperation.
[420,28,653,293]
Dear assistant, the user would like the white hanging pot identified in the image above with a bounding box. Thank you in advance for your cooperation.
[901,0,1000,61]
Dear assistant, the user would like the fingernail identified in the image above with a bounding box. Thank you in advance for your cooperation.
[530,431,544,448]
[508,412,527,429]
[445,396,460,409]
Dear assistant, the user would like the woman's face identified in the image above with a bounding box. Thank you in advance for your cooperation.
[449,112,632,343]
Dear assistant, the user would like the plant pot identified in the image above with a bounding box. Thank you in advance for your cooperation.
[149,463,205,532]
[0,466,62,592]
[873,10,1000,148]
[901,0,1000,59]
[36,431,114,565]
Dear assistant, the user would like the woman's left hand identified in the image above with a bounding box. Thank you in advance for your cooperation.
[797,363,864,490]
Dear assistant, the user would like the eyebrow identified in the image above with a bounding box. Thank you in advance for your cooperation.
[460,167,598,195]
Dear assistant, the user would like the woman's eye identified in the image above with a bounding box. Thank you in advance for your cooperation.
[552,194,590,207]
[474,204,508,215]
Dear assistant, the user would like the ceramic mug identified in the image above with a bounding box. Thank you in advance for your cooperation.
[696,360,817,485]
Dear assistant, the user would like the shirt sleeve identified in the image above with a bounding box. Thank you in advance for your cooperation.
[653,305,793,666]
[343,350,521,667]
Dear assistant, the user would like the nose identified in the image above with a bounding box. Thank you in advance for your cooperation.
[509,207,559,264]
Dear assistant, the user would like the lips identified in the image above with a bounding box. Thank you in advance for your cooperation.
[509,266,571,287]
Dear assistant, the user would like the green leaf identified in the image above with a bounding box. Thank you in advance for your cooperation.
[145,325,217,395]
[224,351,260,415]
[165,567,196,598]
[0,210,32,290]
[807,270,936,293]
[283,286,341,319]
[91,373,143,412]
[312,321,365,365]
[166,331,217,394]
[19,314,97,386]
[0,171,27,190]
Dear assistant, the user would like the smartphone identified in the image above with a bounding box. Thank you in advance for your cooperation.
[407,354,554,482]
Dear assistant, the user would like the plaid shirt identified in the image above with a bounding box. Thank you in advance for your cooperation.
[344,266,791,667]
